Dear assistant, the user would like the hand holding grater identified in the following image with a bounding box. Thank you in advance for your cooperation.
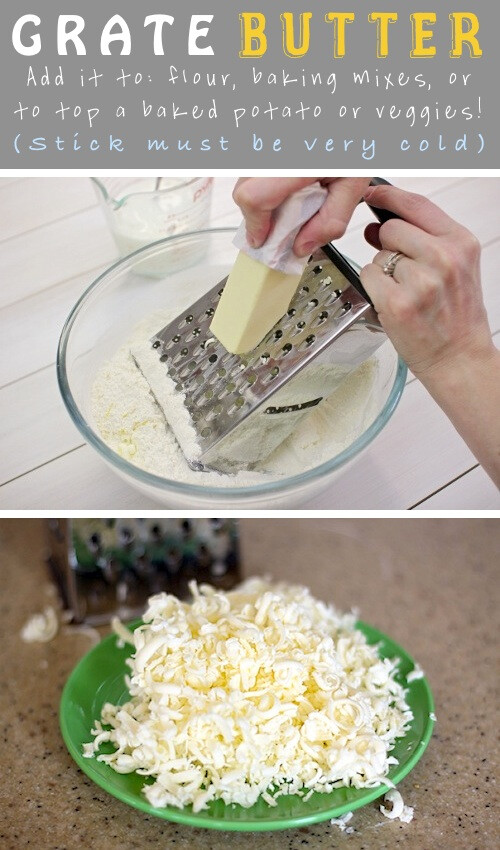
[132,178,400,473]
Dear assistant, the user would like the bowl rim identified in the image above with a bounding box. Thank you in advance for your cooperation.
[57,227,407,500]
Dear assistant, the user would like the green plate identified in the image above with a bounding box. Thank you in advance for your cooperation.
[60,620,434,831]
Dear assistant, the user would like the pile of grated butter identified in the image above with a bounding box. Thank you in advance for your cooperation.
[83,579,413,812]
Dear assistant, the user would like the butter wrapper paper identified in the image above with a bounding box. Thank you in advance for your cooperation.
[233,182,328,276]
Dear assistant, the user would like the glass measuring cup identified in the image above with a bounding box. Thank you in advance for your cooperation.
[92,177,214,258]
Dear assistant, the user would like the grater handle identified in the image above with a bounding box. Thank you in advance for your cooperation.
[322,177,403,307]
[365,176,401,224]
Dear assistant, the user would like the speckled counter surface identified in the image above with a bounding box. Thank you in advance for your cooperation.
[0,518,498,850]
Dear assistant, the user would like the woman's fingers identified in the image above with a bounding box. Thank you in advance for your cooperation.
[364,195,455,263]
[373,216,480,293]
[364,212,457,293]
[376,218,438,261]
[293,177,371,256]
[363,183,459,237]
[233,176,371,254]
[362,252,445,322]
[233,177,319,247]
[359,262,401,314]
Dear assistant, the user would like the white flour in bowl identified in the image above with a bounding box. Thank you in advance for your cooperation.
[91,309,380,487]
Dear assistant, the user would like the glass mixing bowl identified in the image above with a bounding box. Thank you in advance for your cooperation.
[57,229,407,509]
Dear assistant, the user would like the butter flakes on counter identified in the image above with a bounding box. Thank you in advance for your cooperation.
[20,606,58,643]
[83,579,413,812]
[380,789,414,823]
[330,811,354,832]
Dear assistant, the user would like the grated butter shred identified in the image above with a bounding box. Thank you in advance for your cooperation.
[83,579,413,812]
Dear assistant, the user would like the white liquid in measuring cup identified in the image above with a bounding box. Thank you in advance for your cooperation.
[108,177,213,275]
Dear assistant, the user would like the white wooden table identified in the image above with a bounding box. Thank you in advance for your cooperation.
[0,176,499,509]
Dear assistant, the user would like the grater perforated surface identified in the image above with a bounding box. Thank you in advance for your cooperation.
[144,247,379,468]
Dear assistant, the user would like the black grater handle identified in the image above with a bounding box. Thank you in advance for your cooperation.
[321,177,403,306]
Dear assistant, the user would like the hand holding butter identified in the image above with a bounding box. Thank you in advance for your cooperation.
[233,176,372,255]
[210,182,328,354]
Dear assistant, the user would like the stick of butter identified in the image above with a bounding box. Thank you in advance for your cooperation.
[209,181,328,354]
[209,251,302,354]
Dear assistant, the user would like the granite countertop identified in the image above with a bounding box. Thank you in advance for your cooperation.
[1,517,497,850]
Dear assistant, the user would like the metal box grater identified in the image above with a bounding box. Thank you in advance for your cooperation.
[45,518,241,625]
[135,244,387,472]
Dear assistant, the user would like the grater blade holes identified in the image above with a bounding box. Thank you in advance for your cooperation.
[201,337,216,350]
[172,349,188,365]
[226,362,244,380]
[206,371,221,386]
[312,265,323,275]
[325,289,343,306]
[162,334,181,350]
[228,396,245,415]
[152,340,161,349]
[300,334,316,350]
[177,362,194,380]
[306,298,319,311]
